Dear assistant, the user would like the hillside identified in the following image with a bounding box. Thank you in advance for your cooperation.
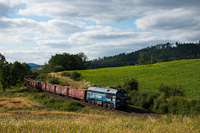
[68,59,200,98]
[88,42,200,69]
[28,63,43,70]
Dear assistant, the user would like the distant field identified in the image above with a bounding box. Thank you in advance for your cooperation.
[67,59,200,98]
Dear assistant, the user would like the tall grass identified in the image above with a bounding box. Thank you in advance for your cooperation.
[0,112,199,132]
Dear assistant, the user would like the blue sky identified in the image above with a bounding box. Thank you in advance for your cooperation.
[0,0,200,65]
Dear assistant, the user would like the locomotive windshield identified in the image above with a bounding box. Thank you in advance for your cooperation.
[117,93,127,97]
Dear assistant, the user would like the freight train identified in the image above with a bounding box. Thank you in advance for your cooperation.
[24,78,127,109]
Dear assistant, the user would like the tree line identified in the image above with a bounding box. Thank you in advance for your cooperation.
[88,42,200,69]
[0,53,32,90]
[42,52,89,73]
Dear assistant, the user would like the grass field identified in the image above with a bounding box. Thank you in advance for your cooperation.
[0,81,200,132]
[0,110,200,132]
[65,59,200,98]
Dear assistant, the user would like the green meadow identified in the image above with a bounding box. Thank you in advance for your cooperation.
[67,59,200,98]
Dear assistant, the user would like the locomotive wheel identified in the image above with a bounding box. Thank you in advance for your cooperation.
[88,100,92,104]
[103,102,107,108]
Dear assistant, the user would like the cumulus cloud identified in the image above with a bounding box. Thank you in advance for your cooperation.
[1,0,200,64]
[0,18,82,36]
[17,0,200,23]
[2,50,58,65]
[135,8,200,31]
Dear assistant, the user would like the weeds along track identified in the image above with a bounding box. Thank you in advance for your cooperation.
[29,86,162,118]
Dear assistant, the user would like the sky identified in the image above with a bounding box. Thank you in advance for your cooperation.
[0,0,200,65]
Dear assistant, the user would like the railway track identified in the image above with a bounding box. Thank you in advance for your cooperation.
[29,86,162,118]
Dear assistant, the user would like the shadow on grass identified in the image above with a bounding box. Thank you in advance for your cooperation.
[118,104,152,114]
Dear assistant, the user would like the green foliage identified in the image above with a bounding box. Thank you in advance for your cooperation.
[35,73,48,82]
[54,65,64,72]
[129,90,158,110]
[123,78,138,92]
[167,96,190,115]
[43,52,88,72]
[152,94,200,115]
[33,93,84,111]
[70,72,81,81]
[48,77,60,84]
[0,54,11,90]
[0,54,31,90]
[61,72,71,77]
[189,99,200,115]
[152,94,168,114]
[75,59,200,98]
[138,53,149,65]
[159,84,185,98]
[59,80,69,86]
[89,42,200,69]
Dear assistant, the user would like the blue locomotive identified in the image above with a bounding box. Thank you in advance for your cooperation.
[86,86,127,109]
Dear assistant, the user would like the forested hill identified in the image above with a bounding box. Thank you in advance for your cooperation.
[88,42,200,69]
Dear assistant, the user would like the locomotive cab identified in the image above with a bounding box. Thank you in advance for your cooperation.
[86,86,127,109]
[116,89,127,109]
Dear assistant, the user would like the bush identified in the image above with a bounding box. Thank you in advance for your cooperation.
[129,90,158,110]
[167,96,190,115]
[159,84,185,98]
[123,78,138,92]
[59,81,69,86]
[70,72,81,81]
[152,94,168,114]
[61,72,71,77]
[35,73,48,82]
[48,77,60,84]
[189,99,200,115]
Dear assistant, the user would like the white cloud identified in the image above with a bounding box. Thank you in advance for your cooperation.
[135,8,200,31]
[17,0,200,24]
[1,0,200,64]
[2,50,58,65]
[0,18,82,36]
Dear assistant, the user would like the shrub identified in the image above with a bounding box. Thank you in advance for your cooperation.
[35,73,48,82]
[189,99,200,115]
[70,72,81,81]
[167,96,190,115]
[59,81,69,86]
[48,77,60,84]
[54,65,64,72]
[123,78,138,92]
[152,94,168,114]
[129,90,158,110]
[159,84,185,98]
[61,72,71,77]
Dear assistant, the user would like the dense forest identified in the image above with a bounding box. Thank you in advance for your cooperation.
[88,42,200,69]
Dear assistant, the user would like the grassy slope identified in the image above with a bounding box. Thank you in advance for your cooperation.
[0,88,199,133]
[71,59,200,98]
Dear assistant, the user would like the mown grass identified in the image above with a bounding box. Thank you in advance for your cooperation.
[65,59,200,98]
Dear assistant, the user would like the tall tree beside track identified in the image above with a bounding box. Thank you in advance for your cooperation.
[10,61,32,85]
[0,53,11,90]
[0,53,32,90]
